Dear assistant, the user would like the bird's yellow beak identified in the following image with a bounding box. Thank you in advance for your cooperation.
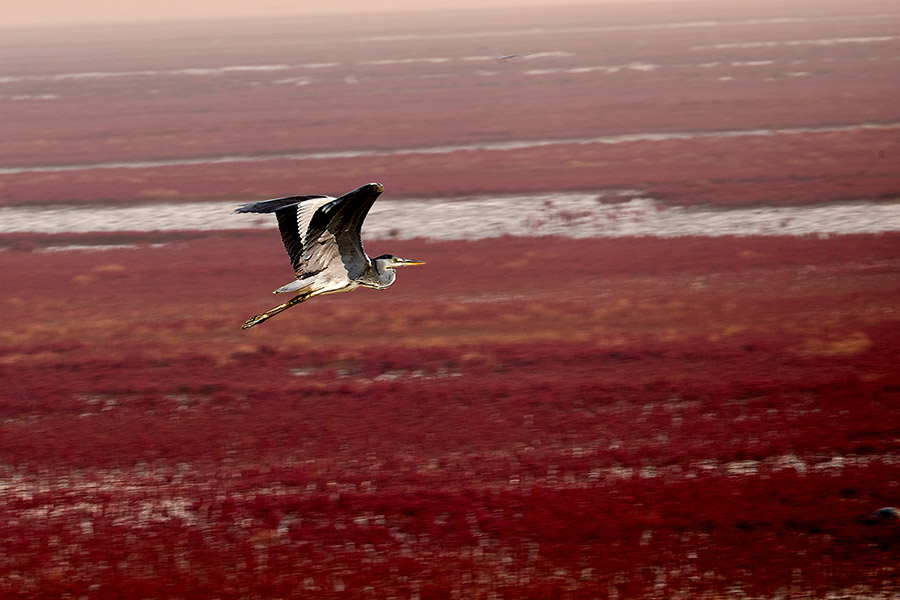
[395,257,425,266]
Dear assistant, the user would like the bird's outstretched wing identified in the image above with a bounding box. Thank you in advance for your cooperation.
[234,183,383,281]
[310,183,383,280]
[235,194,333,277]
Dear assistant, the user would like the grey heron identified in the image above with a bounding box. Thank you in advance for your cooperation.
[496,53,531,61]
[235,182,423,329]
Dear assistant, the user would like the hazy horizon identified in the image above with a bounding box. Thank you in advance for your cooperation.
[6,0,699,30]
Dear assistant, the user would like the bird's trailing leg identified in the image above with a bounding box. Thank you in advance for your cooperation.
[241,293,311,329]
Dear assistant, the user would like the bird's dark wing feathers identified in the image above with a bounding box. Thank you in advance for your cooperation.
[309,184,382,239]
[233,195,328,215]
[309,184,383,280]
[235,184,382,281]
[275,208,310,275]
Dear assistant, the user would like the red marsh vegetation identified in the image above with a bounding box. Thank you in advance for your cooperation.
[1,0,898,207]
[2,0,899,596]
[1,233,898,597]
[1,126,897,208]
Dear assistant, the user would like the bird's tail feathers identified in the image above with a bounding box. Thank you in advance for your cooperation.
[273,279,309,294]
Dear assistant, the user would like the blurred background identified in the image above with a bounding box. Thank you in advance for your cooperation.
[1,0,899,597]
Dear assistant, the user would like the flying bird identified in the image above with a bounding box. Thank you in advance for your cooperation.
[496,53,531,62]
[235,183,423,329]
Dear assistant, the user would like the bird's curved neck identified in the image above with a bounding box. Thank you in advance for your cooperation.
[366,259,396,289]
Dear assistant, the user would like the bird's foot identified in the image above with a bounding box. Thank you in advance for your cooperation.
[241,312,271,329]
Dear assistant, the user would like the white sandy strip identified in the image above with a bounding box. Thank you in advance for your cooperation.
[526,62,660,75]
[693,35,899,50]
[2,195,899,241]
[0,63,340,85]
[2,122,898,177]
[527,58,787,76]
[359,13,900,42]
[0,54,577,85]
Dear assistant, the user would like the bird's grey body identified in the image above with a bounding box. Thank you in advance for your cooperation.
[235,183,422,329]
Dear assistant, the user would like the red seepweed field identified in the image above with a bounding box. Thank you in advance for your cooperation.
[2,232,899,598]
[2,0,900,597]
[1,0,899,210]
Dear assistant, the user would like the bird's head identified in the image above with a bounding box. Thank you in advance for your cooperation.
[374,254,425,270]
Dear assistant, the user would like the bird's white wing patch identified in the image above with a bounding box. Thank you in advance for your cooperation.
[296,196,335,242]
[293,195,345,277]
